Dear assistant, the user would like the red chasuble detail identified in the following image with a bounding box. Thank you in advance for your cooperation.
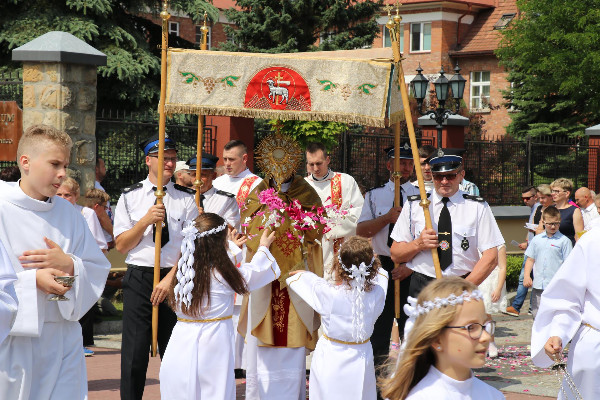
[244,67,311,111]
[237,176,259,208]
[330,173,343,207]
[271,282,291,346]
[331,173,344,254]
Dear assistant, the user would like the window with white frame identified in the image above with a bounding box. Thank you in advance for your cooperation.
[168,21,180,37]
[410,22,431,52]
[195,25,212,49]
[470,71,491,110]
[383,24,403,53]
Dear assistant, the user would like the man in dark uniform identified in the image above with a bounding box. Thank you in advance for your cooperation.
[114,134,199,400]
[187,152,240,230]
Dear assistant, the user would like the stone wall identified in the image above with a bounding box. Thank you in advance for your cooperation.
[22,62,97,193]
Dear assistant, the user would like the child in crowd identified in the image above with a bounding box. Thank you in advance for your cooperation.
[380,277,504,400]
[159,213,280,400]
[286,236,388,400]
[84,188,114,244]
[57,178,108,253]
[56,178,110,356]
[0,124,110,399]
[478,244,507,358]
[523,206,572,319]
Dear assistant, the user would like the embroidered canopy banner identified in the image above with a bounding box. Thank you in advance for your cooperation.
[165,48,405,127]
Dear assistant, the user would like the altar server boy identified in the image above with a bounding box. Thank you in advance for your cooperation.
[0,124,111,400]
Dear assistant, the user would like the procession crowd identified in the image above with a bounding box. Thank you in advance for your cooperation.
[0,124,598,400]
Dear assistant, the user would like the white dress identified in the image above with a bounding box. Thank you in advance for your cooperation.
[159,246,280,400]
[478,245,507,314]
[531,228,600,399]
[0,181,111,400]
[285,269,389,400]
[406,366,505,399]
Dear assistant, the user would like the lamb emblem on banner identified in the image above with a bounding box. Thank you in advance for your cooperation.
[266,79,289,104]
[244,66,311,111]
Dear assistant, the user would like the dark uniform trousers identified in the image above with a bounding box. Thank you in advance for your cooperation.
[371,255,411,370]
[120,265,177,400]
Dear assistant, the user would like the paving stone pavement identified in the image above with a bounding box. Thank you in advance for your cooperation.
[86,294,561,399]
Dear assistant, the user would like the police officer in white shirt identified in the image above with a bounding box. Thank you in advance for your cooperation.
[114,134,199,400]
[356,144,419,383]
[187,152,240,231]
[390,148,504,299]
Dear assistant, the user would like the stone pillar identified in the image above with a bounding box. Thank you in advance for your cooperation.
[585,124,600,192]
[12,31,107,193]
[206,116,256,170]
[417,114,469,148]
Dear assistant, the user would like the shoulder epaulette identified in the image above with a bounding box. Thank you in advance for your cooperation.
[463,194,485,202]
[215,189,235,198]
[121,182,143,194]
[174,183,196,194]
[408,192,431,201]
[366,184,386,193]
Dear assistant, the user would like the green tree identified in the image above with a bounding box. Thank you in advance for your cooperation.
[0,0,218,111]
[496,0,600,139]
[219,0,383,53]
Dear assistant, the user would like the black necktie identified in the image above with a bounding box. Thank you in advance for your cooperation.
[387,188,404,248]
[437,197,452,270]
[152,187,169,248]
[200,194,205,208]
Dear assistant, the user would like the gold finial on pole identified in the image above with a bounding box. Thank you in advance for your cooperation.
[200,11,209,50]
[393,1,402,26]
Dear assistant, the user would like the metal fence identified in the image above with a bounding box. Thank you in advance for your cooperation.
[254,129,597,206]
[96,110,216,202]
[0,71,22,107]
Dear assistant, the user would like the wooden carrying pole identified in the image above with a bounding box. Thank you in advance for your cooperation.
[194,13,210,207]
[386,5,442,295]
[152,0,170,357]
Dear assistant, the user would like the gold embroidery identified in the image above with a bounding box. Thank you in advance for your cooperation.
[272,286,287,333]
[274,233,301,257]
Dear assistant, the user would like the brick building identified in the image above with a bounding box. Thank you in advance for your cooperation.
[377,0,518,138]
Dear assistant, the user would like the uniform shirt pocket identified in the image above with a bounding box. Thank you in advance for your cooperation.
[453,224,476,251]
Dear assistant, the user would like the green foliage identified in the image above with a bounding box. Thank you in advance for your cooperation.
[0,0,218,111]
[506,254,523,291]
[219,0,383,53]
[496,0,600,140]
[268,119,346,150]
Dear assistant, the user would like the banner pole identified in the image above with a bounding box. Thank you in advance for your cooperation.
[152,0,170,357]
[194,13,209,207]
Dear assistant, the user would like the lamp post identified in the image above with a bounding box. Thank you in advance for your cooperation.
[411,63,466,148]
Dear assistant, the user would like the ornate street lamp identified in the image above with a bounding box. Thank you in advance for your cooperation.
[411,63,466,148]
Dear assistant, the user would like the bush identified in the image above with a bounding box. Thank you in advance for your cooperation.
[506,254,523,291]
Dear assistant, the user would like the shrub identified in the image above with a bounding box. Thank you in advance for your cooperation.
[506,254,523,291]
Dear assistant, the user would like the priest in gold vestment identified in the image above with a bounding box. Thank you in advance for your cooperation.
[239,133,324,400]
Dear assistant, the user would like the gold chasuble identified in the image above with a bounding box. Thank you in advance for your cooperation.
[239,176,324,350]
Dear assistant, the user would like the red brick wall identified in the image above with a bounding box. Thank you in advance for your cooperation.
[456,55,512,139]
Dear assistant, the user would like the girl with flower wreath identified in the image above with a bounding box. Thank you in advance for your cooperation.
[159,213,279,400]
[379,277,504,400]
[286,236,389,400]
